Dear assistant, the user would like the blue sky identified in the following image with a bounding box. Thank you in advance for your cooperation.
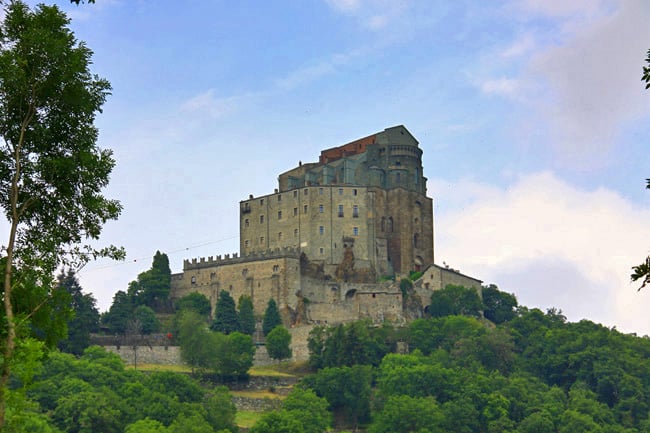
[6,0,650,334]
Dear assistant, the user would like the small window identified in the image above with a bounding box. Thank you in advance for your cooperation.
[244,218,249,227]
[293,207,298,216]
[242,268,248,277]
[353,189,358,196]
[319,247,324,254]
[353,227,359,236]
[338,205,344,217]
[260,215,264,224]
[319,188,323,195]
[293,190,298,198]
[277,194,282,202]
[319,204,324,213]
[294,228,298,238]
[273,265,279,272]
[319,226,324,235]
[244,240,249,247]
[279,232,283,240]
[338,188,343,195]
[304,188,308,195]
[278,210,282,220]
[396,172,401,182]
[304,205,308,214]
[260,236,265,244]
[353,205,359,218]
[191,276,196,285]
[260,199,264,206]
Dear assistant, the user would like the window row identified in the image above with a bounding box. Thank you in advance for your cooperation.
[255,188,360,207]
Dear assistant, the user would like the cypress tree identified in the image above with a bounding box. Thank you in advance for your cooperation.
[262,298,282,336]
[211,291,239,334]
[238,296,256,335]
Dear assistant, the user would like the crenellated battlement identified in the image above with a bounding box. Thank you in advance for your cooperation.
[183,246,301,271]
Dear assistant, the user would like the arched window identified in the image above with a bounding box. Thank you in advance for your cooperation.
[413,233,419,248]
[388,217,394,233]
[381,217,386,232]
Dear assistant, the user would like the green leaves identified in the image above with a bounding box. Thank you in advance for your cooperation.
[643,49,650,90]
[631,256,650,291]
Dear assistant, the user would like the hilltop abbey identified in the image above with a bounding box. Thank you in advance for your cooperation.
[170,126,480,325]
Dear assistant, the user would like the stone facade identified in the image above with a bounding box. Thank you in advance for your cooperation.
[170,125,480,327]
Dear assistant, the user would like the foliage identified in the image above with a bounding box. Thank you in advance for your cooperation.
[133,305,161,334]
[641,50,650,90]
[282,388,331,433]
[128,251,171,309]
[265,326,292,362]
[175,292,211,318]
[238,295,256,335]
[102,290,133,334]
[369,394,443,433]
[56,271,99,355]
[211,290,239,334]
[262,298,282,336]
[482,284,518,324]
[249,410,304,433]
[399,278,412,297]
[428,284,483,318]
[631,179,650,290]
[0,2,123,427]
[203,386,238,432]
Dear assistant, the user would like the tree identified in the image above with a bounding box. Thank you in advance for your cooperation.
[266,326,292,362]
[102,290,134,335]
[175,292,211,318]
[429,284,483,318]
[57,270,100,355]
[128,251,171,309]
[0,2,122,427]
[282,388,331,433]
[262,298,282,336]
[482,284,518,324]
[133,305,160,335]
[369,395,444,433]
[238,295,256,335]
[250,410,304,433]
[177,310,215,373]
[642,48,650,90]
[211,290,239,334]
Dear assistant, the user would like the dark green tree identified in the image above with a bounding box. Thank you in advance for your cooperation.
[262,298,282,336]
[57,271,100,355]
[0,1,122,425]
[369,395,444,433]
[250,410,304,433]
[631,180,650,290]
[238,295,256,335]
[429,284,483,318]
[266,326,292,362]
[129,251,171,309]
[203,386,238,432]
[133,305,160,334]
[102,291,134,335]
[177,310,215,373]
[175,292,211,318]
[282,388,331,433]
[482,284,517,324]
[211,290,239,334]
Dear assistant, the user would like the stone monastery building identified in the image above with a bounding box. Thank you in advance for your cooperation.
[170,126,481,325]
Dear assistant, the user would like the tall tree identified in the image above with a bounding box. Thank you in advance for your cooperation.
[482,284,518,324]
[0,1,122,427]
[129,251,171,309]
[102,290,134,335]
[429,284,483,318]
[262,298,282,336]
[238,295,256,335]
[266,325,292,362]
[631,179,650,291]
[175,292,211,318]
[211,290,239,334]
[57,270,100,355]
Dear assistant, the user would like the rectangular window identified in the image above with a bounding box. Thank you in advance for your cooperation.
[319,204,324,213]
[293,190,298,198]
[293,228,298,238]
[338,205,344,217]
[353,227,359,236]
[244,218,249,227]
[304,188,308,195]
[260,199,264,206]
[278,232,282,240]
[319,247,324,254]
[319,226,324,235]
[353,205,359,218]
[260,215,264,224]
[278,210,282,220]
[338,188,343,195]
[244,240,249,247]
[304,205,308,214]
[260,236,265,244]
[278,194,282,202]
[293,207,298,216]
[353,189,358,196]
[319,188,323,195]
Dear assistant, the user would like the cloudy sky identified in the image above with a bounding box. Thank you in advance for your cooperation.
[6,0,650,334]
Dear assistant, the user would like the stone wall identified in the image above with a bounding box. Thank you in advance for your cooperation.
[105,345,181,366]
[414,264,483,309]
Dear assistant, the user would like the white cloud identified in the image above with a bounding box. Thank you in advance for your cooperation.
[180,89,259,120]
[479,77,520,97]
[325,0,362,14]
[433,172,650,334]
[322,0,409,32]
[501,34,535,58]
